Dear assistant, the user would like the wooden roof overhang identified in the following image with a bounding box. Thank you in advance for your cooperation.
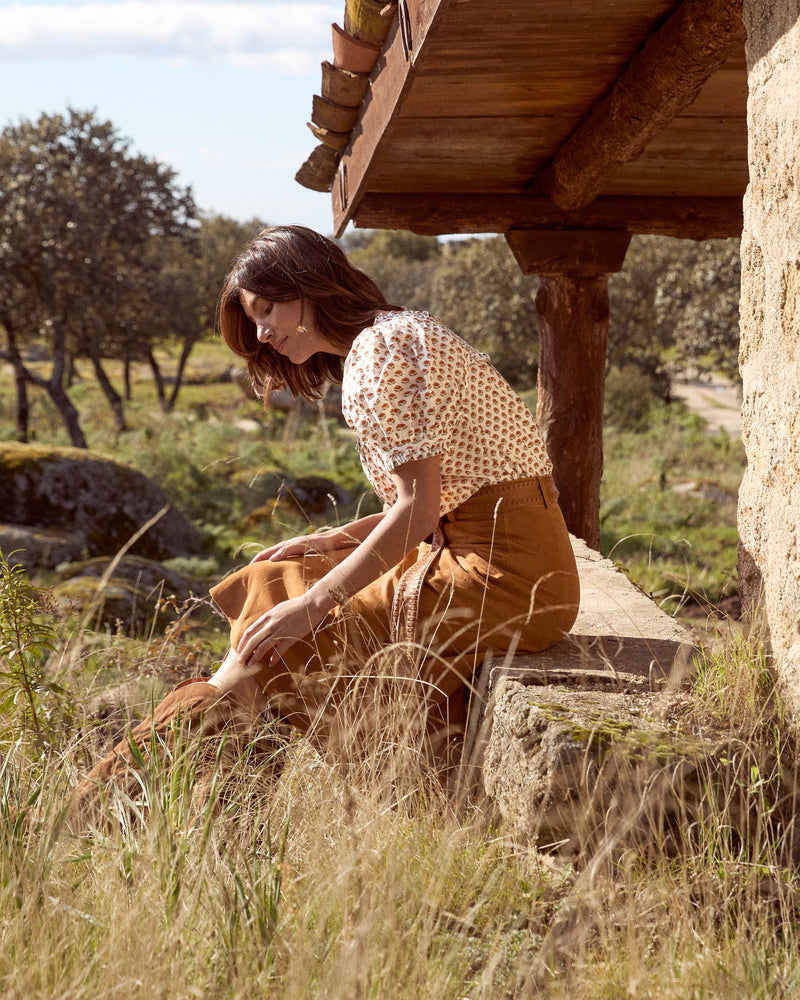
[295,0,747,548]
[297,0,747,254]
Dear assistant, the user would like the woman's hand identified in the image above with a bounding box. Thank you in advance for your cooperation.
[303,456,442,616]
[249,513,387,565]
[237,459,441,670]
[235,593,326,668]
[249,533,328,564]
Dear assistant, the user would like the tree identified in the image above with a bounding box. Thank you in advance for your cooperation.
[607,236,676,399]
[344,229,442,309]
[137,214,269,413]
[608,235,741,391]
[428,237,539,387]
[344,232,538,387]
[659,238,741,381]
[0,108,198,446]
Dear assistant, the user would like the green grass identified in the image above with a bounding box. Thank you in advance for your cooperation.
[600,402,744,613]
[4,345,744,614]
[1,609,799,1000]
[520,385,743,612]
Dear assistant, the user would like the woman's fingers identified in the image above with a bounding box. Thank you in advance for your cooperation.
[237,616,301,668]
[249,535,307,564]
[268,536,321,561]
[239,627,281,666]
[236,595,318,668]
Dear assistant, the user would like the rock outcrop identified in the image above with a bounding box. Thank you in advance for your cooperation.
[51,554,198,633]
[473,538,798,860]
[483,679,798,862]
[0,442,200,567]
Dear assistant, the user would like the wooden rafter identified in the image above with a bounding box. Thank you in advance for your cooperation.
[332,0,455,235]
[533,0,745,211]
[349,193,744,240]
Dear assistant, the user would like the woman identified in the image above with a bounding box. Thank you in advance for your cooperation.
[68,226,579,824]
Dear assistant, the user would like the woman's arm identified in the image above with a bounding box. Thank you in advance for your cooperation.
[236,455,441,668]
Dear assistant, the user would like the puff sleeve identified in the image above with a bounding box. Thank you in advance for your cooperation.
[343,313,461,474]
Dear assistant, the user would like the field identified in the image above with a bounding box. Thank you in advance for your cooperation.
[3,345,796,1000]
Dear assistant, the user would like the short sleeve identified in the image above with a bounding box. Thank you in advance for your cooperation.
[345,317,452,471]
[341,310,551,513]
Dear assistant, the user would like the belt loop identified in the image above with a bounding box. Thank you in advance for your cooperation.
[537,476,550,509]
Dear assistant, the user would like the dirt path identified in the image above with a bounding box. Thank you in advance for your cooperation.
[671,375,741,436]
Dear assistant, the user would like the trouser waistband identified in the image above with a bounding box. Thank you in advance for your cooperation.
[444,476,559,520]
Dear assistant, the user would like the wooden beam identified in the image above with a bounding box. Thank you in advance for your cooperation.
[349,193,743,240]
[535,275,609,550]
[533,0,744,211]
[506,230,632,276]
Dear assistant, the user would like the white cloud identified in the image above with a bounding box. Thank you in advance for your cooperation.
[0,2,340,71]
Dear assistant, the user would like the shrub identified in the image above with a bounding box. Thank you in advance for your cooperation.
[0,550,68,744]
[604,364,665,431]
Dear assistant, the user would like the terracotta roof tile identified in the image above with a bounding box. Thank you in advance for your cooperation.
[295,1,396,193]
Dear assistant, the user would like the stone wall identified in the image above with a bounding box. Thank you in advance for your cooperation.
[739,2,800,712]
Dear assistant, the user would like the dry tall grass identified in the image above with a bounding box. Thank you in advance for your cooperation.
[3,511,800,998]
[3,616,800,1000]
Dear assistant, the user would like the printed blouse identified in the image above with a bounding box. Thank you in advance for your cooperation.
[341,311,552,515]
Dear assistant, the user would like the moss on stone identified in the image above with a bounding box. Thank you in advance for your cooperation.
[522,690,705,769]
[53,574,176,635]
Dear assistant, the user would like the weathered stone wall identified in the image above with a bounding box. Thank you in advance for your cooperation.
[739,2,800,712]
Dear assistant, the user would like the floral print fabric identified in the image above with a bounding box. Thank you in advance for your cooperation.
[341,311,552,515]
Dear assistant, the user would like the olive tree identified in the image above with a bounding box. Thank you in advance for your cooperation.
[429,236,539,388]
[608,235,741,390]
[344,229,442,310]
[0,109,198,446]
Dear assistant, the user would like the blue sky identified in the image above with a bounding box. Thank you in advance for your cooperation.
[0,0,343,234]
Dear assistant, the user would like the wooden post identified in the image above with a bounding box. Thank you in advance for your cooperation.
[535,275,609,549]
[505,230,630,549]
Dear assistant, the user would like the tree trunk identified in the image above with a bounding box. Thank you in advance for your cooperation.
[146,348,167,409]
[89,350,128,432]
[65,351,82,388]
[46,380,88,448]
[0,326,30,444]
[164,333,200,412]
[535,274,609,550]
[1,320,31,443]
[42,319,89,448]
[14,367,30,443]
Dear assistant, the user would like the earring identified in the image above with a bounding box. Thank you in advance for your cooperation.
[296,324,308,335]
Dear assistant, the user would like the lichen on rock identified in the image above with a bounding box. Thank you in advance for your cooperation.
[482,679,800,864]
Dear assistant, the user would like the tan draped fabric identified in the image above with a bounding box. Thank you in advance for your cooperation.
[210,476,579,750]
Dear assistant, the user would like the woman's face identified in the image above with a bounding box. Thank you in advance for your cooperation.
[239,289,347,363]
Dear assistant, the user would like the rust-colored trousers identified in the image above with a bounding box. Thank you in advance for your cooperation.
[210,476,580,753]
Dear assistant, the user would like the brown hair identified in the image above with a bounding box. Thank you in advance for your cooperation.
[217,225,399,401]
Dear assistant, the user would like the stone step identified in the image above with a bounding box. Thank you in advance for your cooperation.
[461,536,715,857]
[464,536,696,756]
